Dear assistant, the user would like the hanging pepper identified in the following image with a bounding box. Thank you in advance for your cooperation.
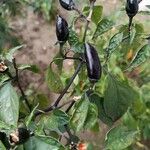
[59,0,75,11]
[126,0,139,30]
[84,43,102,83]
[56,15,69,43]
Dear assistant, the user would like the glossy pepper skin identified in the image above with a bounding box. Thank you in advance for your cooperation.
[126,0,139,18]
[59,0,75,11]
[56,15,69,43]
[84,43,102,83]
[17,128,30,144]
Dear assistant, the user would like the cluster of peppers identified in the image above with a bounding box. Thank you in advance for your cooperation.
[56,0,140,83]
[0,0,140,82]
[57,0,102,83]
[0,0,141,148]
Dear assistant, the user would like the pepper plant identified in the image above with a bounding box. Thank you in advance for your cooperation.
[0,0,150,149]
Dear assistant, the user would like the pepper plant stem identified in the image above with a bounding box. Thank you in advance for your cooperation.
[13,58,31,112]
[82,1,94,42]
[34,61,83,117]
[54,61,83,107]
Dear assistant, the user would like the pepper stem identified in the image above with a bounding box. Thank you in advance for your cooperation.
[128,16,133,32]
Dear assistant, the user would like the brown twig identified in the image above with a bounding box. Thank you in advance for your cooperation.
[128,17,133,32]
[82,1,95,42]
[13,58,31,112]
[59,45,84,62]
[34,61,83,117]
[73,6,86,19]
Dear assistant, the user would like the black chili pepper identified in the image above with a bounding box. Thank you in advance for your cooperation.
[126,0,139,30]
[9,128,31,145]
[59,0,75,11]
[56,15,69,44]
[84,43,102,83]
[0,132,11,149]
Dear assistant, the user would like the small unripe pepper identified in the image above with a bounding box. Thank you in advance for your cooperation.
[126,0,139,18]
[9,128,31,145]
[56,15,69,43]
[59,0,75,11]
[84,43,102,83]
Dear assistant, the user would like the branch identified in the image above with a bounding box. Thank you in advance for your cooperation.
[82,1,95,42]
[34,61,83,117]
[54,61,83,107]
[128,17,133,32]
[73,6,86,19]
[64,56,83,62]
[13,58,31,112]
[65,100,76,113]
[59,45,84,62]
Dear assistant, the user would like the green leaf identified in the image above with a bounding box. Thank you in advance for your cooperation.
[118,23,144,57]
[5,45,24,62]
[0,120,11,130]
[33,0,53,20]
[106,32,123,57]
[0,82,19,126]
[70,96,89,132]
[129,27,136,44]
[18,64,40,73]
[16,145,24,150]
[45,65,64,93]
[93,18,114,39]
[0,75,9,87]
[83,5,103,25]
[104,76,136,122]
[70,94,98,132]
[53,52,63,74]
[123,112,138,130]
[105,126,139,150]
[41,0,53,20]
[0,17,19,53]
[141,83,150,105]
[36,93,50,110]
[24,135,64,150]
[129,44,150,69]
[130,98,145,117]
[89,93,113,126]
[41,109,69,132]
[84,103,98,130]
[26,104,39,127]
[68,28,83,53]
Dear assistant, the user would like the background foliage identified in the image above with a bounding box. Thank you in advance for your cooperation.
[0,0,150,149]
